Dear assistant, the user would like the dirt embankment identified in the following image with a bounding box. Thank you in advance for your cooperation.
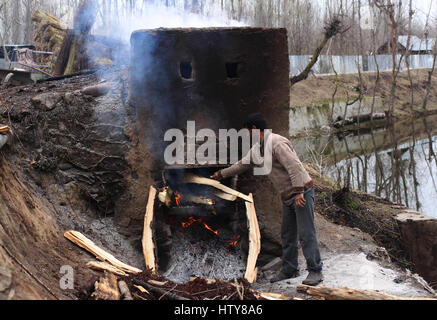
[290,68,437,117]
[0,68,435,300]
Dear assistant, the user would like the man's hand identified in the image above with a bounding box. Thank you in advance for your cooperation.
[295,193,307,208]
[210,171,222,181]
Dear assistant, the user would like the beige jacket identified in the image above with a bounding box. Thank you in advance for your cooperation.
[220,131,313,201]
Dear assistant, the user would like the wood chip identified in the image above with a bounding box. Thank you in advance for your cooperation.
[64,230,142,275]
[244,193,261,283]
[0,125,10,134]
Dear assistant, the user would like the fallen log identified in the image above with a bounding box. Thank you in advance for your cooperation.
[297,284,437,300]
[333,113,386,129]
[244,193,261,284]
[64,230,142,275]
[184,173,252,203]
[143,186,157,271]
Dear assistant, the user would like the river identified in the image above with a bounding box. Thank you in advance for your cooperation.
[292,113,437,218]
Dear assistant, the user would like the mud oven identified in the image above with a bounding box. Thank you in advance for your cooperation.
[128,27,291,283]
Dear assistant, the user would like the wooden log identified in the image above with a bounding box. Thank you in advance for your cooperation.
[142,186,157,272]
[184,173,252,203]
[244,193,261,284]
[91,271,120,300]
[297,284,437,300]
[64,230,142,274]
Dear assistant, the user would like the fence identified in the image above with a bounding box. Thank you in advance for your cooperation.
[290,54,435,76]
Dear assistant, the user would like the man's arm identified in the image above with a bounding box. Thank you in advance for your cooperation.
[211,147,255,180]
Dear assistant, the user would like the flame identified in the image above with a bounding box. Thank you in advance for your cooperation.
[203,222,219,236]
[181,216,201,228]
[175,191,183,206]
[227,235,241,247]
[180,216,219,236]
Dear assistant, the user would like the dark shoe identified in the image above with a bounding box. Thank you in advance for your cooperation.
[302,271,323,286]
[270,270,300,283]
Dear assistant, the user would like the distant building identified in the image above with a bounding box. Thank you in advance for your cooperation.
[377,35,435,55]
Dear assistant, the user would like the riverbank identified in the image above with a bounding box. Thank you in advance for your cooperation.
[289,68,437,136]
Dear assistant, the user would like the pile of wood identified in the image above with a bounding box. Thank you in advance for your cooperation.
[31,10,67,72]
[32,2,123,77]
[64,230,285,300]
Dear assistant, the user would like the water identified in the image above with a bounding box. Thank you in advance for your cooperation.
[293,114,437,218]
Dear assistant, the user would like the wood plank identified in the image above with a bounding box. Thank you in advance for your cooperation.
[0,125,10,134]
[142,186,157,272]
[212,190,237,202]
[244,193,261,283]
[258,292,292,300]
[297,284,437,300]
[86,261,130,277]
[183,173,252,203]
[64,230,142,274]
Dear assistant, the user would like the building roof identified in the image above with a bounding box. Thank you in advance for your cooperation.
[398,35,435,52]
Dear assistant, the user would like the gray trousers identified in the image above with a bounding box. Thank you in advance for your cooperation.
[281,187,323,274]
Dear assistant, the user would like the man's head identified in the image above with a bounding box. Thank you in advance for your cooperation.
[244,113,267,132]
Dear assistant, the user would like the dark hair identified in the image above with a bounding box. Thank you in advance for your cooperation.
[244,113,267,131]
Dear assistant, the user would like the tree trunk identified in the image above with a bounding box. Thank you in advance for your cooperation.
[53,0,97,75]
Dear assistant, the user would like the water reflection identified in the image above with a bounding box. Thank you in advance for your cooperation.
[293,114,437,218]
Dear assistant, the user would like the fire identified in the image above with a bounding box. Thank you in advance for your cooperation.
[180,216,219,236]
[181,216,201,228]
[175,191,183,206]
[203,222,219,236]
[227,235,241,247]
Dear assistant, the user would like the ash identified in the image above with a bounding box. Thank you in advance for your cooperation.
[163,226,246,284]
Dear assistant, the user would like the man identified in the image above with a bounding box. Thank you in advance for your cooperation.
[211,113,323,286]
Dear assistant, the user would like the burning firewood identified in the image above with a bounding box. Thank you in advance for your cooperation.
[158,187,173,207]
[183,173,252,203]
[212,190,237,202]
[183,194,216,206]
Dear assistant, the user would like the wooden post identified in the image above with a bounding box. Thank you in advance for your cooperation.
[142,186,157,272]
[244,193,261,284]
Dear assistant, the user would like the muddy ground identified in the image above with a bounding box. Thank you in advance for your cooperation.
[0,67,435,300]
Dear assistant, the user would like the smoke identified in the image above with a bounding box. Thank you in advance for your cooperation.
[93,3,247,43]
